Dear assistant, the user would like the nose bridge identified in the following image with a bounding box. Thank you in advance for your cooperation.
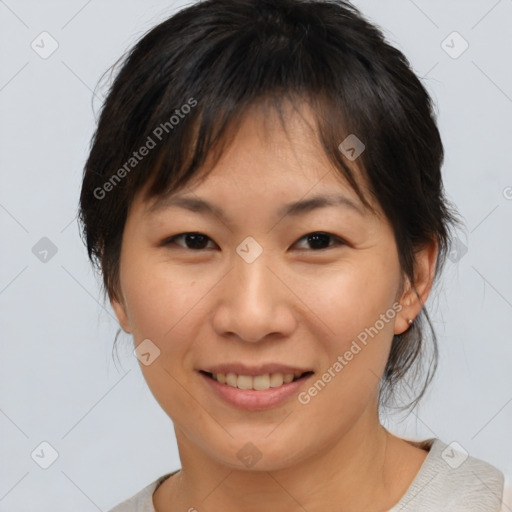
[236,247,275,305]
[233,235,277,302]
[213,239,295,342]
[234,242,279,315]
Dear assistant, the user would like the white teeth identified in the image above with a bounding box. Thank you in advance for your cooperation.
[253,374,270,390]
[226,373,238,387]
[269,373,284,387]
[210,371,306,391]
[237,375,253,390]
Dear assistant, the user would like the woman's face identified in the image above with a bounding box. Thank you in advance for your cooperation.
[112,104,419,471]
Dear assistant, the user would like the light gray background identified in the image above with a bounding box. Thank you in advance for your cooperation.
[1,0,511,510]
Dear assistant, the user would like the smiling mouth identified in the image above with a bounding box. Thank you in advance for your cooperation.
[199,370,314,391]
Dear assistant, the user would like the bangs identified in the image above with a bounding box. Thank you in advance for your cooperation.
[137,93,376,215]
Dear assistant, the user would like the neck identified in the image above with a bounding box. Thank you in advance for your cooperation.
[154,402,416,512]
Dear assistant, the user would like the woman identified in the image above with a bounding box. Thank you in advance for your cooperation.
[79,0,510,510]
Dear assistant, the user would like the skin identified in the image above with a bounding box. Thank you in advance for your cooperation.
[111,101,438,512]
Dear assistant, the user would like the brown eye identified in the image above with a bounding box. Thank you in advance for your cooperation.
[164,233,216,250]
[293,232,345,250]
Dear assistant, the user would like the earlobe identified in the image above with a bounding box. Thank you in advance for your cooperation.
[394,241,438,335]
[110,297,132,334]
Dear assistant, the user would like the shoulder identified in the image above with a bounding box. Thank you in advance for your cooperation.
[501,474,512,512]
[390,438,506,512]
[107,471,178,512]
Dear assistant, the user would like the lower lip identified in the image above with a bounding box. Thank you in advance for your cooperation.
[199,372,313,411]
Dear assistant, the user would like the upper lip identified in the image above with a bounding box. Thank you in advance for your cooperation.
[200,363,314,377]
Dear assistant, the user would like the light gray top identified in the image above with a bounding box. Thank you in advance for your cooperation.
[109,438,510,512]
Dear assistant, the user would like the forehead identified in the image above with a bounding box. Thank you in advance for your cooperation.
[134,100,377,219]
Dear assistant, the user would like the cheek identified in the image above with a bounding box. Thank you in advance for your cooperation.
[121,255,198,339]
[120,255,217,386]
[301,258,400,338]
[298,257,400,395]
[121,260,210,416]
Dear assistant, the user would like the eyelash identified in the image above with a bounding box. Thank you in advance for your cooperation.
[162,231,347,251]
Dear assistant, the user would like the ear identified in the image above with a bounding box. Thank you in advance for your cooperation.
[110,292,132,334]
[394,240,438,335]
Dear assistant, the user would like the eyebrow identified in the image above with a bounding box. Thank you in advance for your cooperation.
[146,193,366,223]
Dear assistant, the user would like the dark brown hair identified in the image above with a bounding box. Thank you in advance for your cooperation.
[78,0,460,412]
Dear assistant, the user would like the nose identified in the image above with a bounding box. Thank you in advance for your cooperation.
[211,249,297,343]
